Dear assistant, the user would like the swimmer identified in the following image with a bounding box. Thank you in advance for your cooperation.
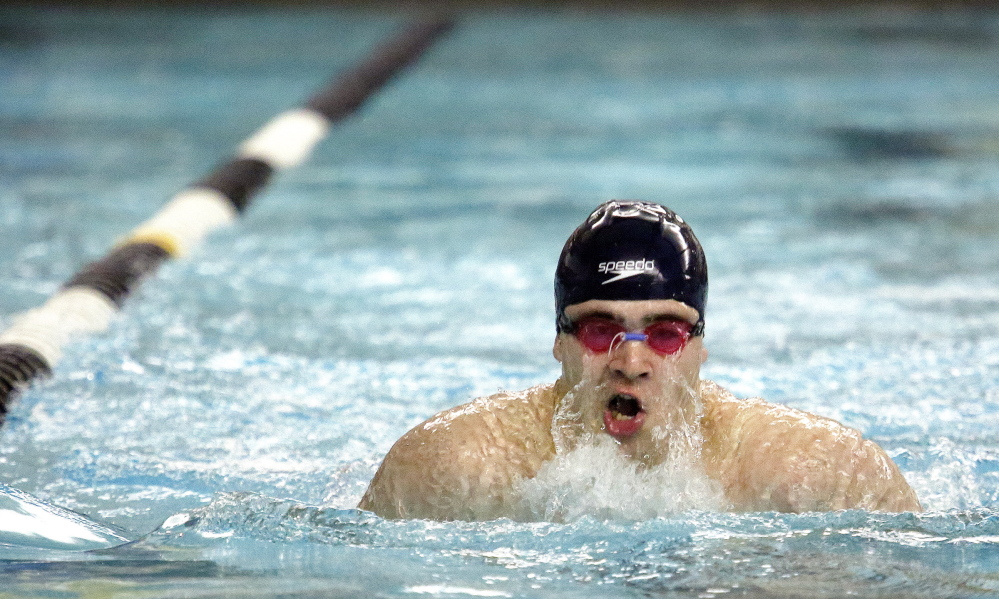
[358,200,921,520]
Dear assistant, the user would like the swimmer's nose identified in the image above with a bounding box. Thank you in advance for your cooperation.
[608,335,653,381]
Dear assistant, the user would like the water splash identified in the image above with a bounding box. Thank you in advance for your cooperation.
[132,491,999,599]
[519,376,722,521]
[516,436,724,522]
[906,437,988,511]
[0,483,128,551]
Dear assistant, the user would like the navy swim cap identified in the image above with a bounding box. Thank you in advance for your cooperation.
[555,200,707,332]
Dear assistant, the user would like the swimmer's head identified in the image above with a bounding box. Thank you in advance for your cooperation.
[555,200,708,333]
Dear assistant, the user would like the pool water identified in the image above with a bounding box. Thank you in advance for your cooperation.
[3,4,999,597]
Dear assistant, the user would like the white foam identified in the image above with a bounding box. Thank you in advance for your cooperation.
[517,435,724,522]
[518,373,724,521]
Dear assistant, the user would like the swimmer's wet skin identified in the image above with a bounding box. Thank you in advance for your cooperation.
[358,201,922,520]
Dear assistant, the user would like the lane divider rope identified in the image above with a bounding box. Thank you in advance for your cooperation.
[0,17,455,421]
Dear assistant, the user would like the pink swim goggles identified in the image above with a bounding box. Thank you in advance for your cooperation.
[567,316,701,356]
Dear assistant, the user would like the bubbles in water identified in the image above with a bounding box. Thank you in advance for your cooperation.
[905,438,987,511]
[516,436,724,522]
[524,366,724,522]
[520,377,723,522]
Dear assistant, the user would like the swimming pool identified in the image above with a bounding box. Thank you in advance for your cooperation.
[2,4,999,596]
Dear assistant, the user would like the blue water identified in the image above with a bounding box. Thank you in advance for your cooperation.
[3,4,999,597]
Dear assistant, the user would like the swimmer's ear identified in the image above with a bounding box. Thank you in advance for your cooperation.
[553,335,565,363]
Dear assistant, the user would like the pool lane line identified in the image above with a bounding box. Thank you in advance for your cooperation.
[0,17,455,422]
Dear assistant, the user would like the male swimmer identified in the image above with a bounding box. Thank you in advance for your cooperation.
[359,200,921,520]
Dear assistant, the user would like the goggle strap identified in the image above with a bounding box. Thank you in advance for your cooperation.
[557,312,574,334]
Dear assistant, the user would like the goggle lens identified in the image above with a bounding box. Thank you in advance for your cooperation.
[571,317,694,356]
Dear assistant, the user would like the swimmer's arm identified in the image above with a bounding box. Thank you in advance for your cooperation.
[744,414,922,513]
[357,427,433,519]
[706,393,921,513]
[358,402,524,521]
[358,423,484,520]
[842,437,922,512]
[359,385,558,521]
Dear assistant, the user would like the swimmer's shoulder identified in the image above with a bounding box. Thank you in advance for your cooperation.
[697,380,921,512]
[359,382,560,520]
[699,379,854,443]
[700,378,877,458]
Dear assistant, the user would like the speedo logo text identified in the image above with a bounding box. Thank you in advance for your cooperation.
[598,259,656,284]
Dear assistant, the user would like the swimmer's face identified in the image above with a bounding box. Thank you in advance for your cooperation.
[552,299,707,463]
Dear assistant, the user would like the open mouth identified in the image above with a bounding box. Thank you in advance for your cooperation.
[603,393,646,438]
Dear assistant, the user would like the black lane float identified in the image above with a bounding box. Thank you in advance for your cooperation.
[0,18,455,422]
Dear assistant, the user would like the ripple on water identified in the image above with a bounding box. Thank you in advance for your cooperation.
[128,491,999,597]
